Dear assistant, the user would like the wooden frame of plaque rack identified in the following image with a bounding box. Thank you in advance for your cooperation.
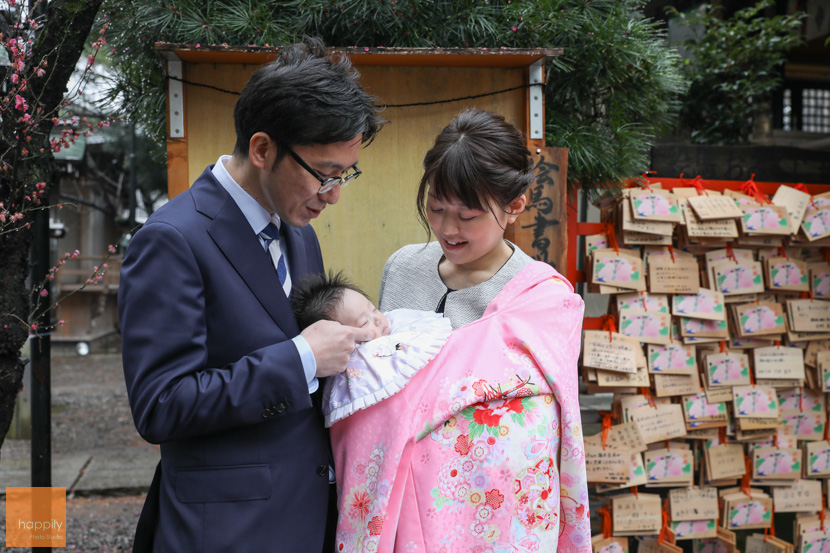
[155,43,566,301]
[567,177,830,331]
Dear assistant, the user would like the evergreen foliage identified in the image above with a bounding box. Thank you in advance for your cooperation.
[668,0,804,145]
[100,0,686,193]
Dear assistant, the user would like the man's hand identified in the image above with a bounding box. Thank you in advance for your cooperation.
[301,320,374,378]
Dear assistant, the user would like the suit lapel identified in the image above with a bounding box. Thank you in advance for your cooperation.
[196,172,299,338]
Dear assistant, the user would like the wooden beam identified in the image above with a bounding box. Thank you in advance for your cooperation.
[155,44,562,68]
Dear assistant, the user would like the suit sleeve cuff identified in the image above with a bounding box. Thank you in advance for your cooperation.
[291,335,319,394]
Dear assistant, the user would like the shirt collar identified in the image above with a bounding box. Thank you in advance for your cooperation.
[212,155,281,235]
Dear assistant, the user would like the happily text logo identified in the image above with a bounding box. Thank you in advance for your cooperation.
[5,487,67,547]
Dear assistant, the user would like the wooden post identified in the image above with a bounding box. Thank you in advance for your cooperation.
[511,147,569,278]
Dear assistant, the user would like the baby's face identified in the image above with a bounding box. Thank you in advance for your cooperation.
[335,288,391,340]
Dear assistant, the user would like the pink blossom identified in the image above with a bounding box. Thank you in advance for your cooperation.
[35,67,45,77]
[14,94,27,110]
[31,324,37,330]
[58,320,64,326]
[108,245,117,254]
[11,73,18,84]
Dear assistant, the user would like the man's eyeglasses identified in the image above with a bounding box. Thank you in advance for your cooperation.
[283,146,362,194]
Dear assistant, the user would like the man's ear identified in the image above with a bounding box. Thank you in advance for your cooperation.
[506,194,527,223]
[248,132,274,170]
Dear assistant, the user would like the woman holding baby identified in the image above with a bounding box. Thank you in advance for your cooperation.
[329,108,590,553]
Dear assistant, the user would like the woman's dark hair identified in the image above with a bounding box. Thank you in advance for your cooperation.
[233,37,386,161]
[290,270,369,331]
[416,108,535,234]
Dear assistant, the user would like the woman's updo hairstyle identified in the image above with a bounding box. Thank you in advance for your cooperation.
[416,108,535,233]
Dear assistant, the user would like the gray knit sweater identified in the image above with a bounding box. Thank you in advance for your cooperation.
[378,241,534,329]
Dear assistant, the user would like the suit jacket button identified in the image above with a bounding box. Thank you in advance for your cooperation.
[317,464,328,477]
[261,408,273,419]
[275,401,288,413]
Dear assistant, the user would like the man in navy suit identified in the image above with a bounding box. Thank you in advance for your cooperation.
[118,38,385,552]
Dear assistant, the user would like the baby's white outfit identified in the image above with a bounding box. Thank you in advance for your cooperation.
[322,309,452,427]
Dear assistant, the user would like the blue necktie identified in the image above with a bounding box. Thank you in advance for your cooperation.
[260,222,288,286]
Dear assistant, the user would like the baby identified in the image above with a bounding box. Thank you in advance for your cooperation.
[292,271,392,341]
[291,271,452,426]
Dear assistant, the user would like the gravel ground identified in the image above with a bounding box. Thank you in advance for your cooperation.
[1,353,147,552]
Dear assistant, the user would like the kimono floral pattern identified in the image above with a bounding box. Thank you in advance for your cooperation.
[338,444,392,552]
[331,264,590,553]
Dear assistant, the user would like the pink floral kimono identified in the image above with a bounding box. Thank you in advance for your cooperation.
[330,263,591,553]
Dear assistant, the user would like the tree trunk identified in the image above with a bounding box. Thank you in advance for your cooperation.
[0,0,104,458]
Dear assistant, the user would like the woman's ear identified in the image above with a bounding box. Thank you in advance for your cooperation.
[506,194,527,223]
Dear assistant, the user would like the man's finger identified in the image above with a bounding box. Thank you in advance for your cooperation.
[344,325,375,343]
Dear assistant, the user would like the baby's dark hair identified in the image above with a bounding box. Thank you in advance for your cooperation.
[290,270,369,330]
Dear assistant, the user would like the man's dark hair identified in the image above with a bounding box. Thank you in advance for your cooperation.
[290,270,369,330]
[233,37,386,160]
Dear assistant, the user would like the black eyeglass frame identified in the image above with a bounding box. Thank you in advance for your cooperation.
[283,145,362,194]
